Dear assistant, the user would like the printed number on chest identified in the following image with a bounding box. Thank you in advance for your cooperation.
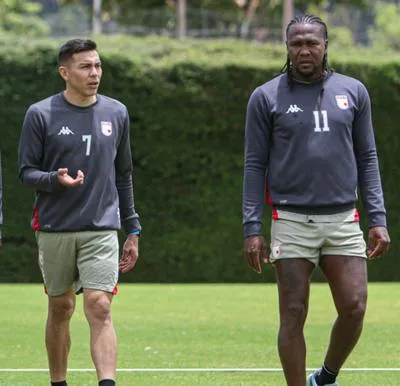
[82,135,92,156]
[313,110,330,132]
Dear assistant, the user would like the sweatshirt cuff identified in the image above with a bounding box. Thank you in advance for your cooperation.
[244,222,262,238]
[368,213,387,228]
[50,171,66,191]
[123,217,142,235]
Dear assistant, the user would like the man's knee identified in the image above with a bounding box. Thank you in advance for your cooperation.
[338,294,367,320]
[48,294,75,321]
[84,291,112,324]
[280,300,308,328]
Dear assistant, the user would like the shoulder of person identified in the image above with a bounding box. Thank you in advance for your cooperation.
[328,72,367,91]
[260,73,287,93]
[249,74,287,103]
[27,93,62,115]
[327,73,372,113]
[96,94,128,112]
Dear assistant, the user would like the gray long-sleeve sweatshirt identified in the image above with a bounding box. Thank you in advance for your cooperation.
[243,72,386,237]
[18,93,141,234]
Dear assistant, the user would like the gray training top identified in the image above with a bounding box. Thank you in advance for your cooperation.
[243,72,386,237]
[18,93,141,234]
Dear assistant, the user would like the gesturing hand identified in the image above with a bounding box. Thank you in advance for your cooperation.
[244,235,268,273]
[57,168,84,188]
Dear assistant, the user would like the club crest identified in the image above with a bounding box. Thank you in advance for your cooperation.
[271,241,282,259]
[101,121,112,136]
[335,95,349,110]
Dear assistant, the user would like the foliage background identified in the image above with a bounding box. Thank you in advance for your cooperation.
[1,36,399,283]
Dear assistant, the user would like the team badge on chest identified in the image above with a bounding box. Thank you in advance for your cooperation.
[335,95,349,110]
[100,121,112,136]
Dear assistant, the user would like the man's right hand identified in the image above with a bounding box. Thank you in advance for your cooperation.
[244,235,268,274]
[57,168,84,187]
[120,234,139,273]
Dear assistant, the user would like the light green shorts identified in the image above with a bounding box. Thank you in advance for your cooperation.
[270,209,367,265]
[36,230,119,296]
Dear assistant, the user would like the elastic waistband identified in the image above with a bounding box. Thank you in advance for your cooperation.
[272,208,359,223]
[273,202,355,215]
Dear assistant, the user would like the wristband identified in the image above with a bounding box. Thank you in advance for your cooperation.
[129,230,141,236]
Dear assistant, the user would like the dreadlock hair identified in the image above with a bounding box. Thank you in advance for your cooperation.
[278,14,332,87]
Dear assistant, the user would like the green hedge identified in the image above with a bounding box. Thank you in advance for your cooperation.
[1,36,399,283]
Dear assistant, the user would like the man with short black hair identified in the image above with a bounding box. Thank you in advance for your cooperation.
[242,15,390,386]
[18,39,141,386]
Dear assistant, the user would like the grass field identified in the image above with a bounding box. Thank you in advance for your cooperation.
[0,283,399,385]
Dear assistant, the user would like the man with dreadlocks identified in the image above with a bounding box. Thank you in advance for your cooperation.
[242,14,390,386]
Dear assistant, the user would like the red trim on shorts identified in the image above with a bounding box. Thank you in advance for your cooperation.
[43,286,118,296]
[353,208,360,222]
[33,206,40,231]
[272,208,279,220]
[265,186,272,205]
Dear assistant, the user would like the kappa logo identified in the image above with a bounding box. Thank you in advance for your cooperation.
[286,104,304,114]
[57,126,74,135]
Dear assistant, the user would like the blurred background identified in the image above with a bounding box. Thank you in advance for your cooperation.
[1,0,399,284]
[7,0,400,47]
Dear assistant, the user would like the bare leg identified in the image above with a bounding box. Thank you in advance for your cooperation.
[275,259,315,386]
[46,289,76,382]
[84,289,116,382]
[319,255,368,371]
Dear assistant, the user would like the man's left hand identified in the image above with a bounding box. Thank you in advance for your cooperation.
[367,226,390,260]
[119,235,139,273]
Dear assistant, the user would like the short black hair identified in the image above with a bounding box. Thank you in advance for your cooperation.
[58,39,97,65]
[279,14,331,87]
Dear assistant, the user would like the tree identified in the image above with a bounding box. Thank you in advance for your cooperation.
[236,0,262,38]
[0,0,50,36]
[57,0,370,39]
[98,0,369,33]
[368,2,400,51]
[47,2,91,36]
[94,0,369,16]
[92,0,102,34]
[294,0,368,13]
[282,0,293,41]
[176,0,187,38]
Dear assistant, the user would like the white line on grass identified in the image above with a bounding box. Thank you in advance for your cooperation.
[0,368,400,372]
